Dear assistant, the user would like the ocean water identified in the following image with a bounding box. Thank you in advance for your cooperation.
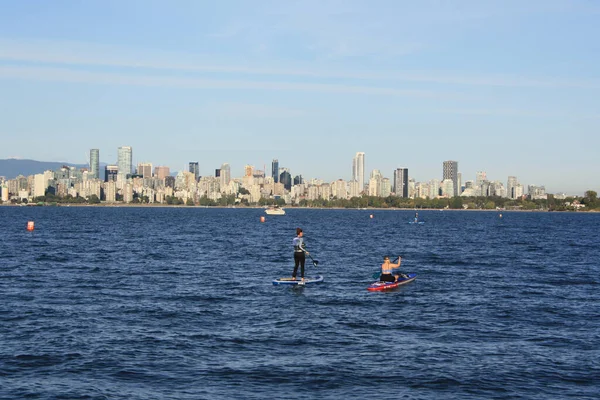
[1,207,599,400]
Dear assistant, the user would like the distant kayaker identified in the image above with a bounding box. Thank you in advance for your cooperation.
[292,227,309,283]
[380,256,403,282]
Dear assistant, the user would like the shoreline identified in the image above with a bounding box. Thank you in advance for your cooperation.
[1,203,597,212]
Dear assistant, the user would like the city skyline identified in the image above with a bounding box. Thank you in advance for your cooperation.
[0,148,587,197]
[1,2,599,195]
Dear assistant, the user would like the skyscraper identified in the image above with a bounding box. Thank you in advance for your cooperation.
[105,165,119,182]
[353,152,365,193]
[279,170,292,191]
[89,149,99,180]
[507,176,518,199]
[137,162,153,178]
[117,146,132,181]
[189,162,199,181]
[394,168,409,197]
[272,159,279,183]
[220,163,231,189]
[154,166,170,180]
[443,160,458,197]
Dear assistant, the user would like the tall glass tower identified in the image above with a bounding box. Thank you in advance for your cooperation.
[189,162,199,181]
[353,152,365,193]
[220,163,231,189]
[272,159,279,183]
[394,168,409,197]
[89,148,100,180]
[117,146,132,181]
[443,160,459,197]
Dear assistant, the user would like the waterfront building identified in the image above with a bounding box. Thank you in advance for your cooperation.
[189,162,199,181]
[332,179,348,200]
[368,169,383,197]
[348,180,360,198]
[507,176,518,199]
[220,163,231,191]
[137,162,153,179]
[441,179,454,198]
[0,185,8,202]
[33,173,46,198]
[408,178,416,199]
[415,182,429,199]
[528,185,547,200]
[353,152,365,193]
[117,146,132,182]
[155,166,170,180]
[105,165,118,182]
[476,171,487,187]
[272,159,279,183]
[381,178,391,198]
[90,149,100,180]
[393,168,409,198]
[279,170,292,191]
[443,160,459,197]
[103,181,117,202]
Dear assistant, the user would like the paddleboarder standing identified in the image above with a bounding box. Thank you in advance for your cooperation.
[292,228,309,283]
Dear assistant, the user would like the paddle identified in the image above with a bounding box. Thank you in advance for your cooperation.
[372,256,400,279]
[306,252,319,267]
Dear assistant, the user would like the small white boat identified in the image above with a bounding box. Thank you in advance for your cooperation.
[265,206,285,215]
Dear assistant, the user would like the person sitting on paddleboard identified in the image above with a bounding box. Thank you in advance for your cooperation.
[292,227,309,283]
[380,256,402,282]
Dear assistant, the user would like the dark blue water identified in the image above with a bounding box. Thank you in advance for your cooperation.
[1,207,599,399]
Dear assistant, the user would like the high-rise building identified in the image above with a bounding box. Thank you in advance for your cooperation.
[244,165,254,177]
[220,163,231,189]
[89,149,100,180]
[272,159,279,183]
[507,176,518,199]
[154,166,170,180]
[353,152,365,193]
[137,162,153,179]
[117,146,132,181]
[189,162,199,181]
[394,168,409,198]
[476,171,487,187]
[280,170,292,191]
[105,165,119,182]
[443,160,458,197]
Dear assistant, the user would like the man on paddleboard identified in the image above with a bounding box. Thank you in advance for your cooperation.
[380,256,402,282]
[292,227,309,283]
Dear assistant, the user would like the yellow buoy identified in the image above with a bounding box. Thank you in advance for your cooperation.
[27,221,35,231]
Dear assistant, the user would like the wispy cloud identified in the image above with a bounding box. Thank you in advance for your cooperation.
[0,65,449,98]
[201,102,313,119]
[0,38,597,90]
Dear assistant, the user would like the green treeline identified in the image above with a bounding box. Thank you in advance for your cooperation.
[4,190,597,212]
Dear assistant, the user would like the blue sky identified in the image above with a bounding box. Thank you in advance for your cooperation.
[0,0,598,195]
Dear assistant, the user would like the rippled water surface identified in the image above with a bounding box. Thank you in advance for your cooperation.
[1,207,599,399]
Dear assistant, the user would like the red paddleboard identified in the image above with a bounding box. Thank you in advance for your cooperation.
[367,273,417,291]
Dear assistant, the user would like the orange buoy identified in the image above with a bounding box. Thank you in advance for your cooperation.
[27,221,35,231]
[260,216,265,223]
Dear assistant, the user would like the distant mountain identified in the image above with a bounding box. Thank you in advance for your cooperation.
[0,158,106,180]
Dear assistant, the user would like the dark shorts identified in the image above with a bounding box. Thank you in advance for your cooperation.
[380,274,396,282]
